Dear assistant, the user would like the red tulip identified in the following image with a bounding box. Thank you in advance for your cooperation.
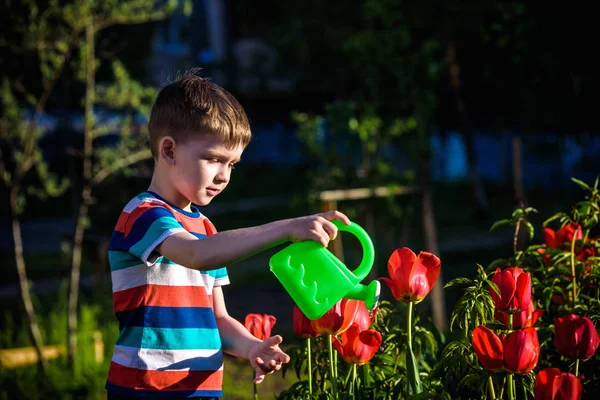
[311,298,360,335]
[332,323,382,366]
[490,267,532,313]
[293,306,319,338]
[540,227,596,286]
[554,314,600,360]
[472,326,539,374]
[244,314,276,340]
[504,327,540,374]
[534,368,582,400]
[381,247,441,303]
[496,302,543,329]
[354,300,377,331]
[543,223,582,249]
[472,326,504,371]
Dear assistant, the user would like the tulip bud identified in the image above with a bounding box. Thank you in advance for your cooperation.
[381,247,441,304]
[554,314,600,361]
[472,325,539,375]
[490,267,532,313]
[244,314,276,340]
[332,323,382,366]
[534,368,582,400]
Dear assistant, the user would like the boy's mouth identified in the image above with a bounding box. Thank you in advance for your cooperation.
[206,188,221,196]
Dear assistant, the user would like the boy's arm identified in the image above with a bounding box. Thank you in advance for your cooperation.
[213,286,290,384]
[212,286,262,358]
[156,210,349,271]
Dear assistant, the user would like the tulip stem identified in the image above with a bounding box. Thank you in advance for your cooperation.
[507,373,515,400]
[487,375,496,400]
[328,334,338,397]
[344,366,353,389]
[352,364,357,399]
[253,382,257,400]
[574,359,580,377]
[406,302,422,394]
[507,316,514,400]
[570,233,578,302]
[499,376,506,399]
[334,346,338,379]
[307,338,312,395]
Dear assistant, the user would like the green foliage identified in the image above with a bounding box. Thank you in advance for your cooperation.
[444,265,497,334]
[0,0,175,392]
[434,176,600,399]
[277,301,445,399]
[293,101,417,191]
[0,287,119,399]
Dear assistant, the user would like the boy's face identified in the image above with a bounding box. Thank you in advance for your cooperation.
[169,135,243,206]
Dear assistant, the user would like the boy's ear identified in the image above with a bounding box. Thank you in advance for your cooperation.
[159,136,176,165]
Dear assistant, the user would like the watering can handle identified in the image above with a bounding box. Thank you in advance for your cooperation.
[332,220,375,280]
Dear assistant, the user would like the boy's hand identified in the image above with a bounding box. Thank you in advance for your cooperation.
[248,335,291,384]
[288,210,351,247]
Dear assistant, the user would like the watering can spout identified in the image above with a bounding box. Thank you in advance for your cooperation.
[346,280,381,311]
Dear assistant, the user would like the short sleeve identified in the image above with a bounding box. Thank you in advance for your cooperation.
[213,267,230,287]
[126,206,187,266]
[202,217,229,287]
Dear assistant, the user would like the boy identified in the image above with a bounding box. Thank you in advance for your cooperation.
[105,70,350,399]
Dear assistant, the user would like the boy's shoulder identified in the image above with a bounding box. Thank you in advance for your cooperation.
[115,191,216,236]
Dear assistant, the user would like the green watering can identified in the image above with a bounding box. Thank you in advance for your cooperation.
[269,220,380,320]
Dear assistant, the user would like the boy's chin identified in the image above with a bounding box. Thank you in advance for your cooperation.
[194,196,214,207]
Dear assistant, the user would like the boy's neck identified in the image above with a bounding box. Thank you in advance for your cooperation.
[148,172,193,212]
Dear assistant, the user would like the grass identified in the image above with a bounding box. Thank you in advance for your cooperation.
[222,355,299,399]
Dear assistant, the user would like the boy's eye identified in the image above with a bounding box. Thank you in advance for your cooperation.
[229,163,236,170]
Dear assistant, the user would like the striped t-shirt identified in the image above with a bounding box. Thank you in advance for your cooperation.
[105,191,229,398]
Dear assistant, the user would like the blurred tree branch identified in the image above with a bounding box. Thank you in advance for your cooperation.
[0,0,178,374]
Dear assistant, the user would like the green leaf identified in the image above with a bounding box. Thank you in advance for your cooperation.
[490,219,512,232]
[487,258,510,272]
[571,177,591,191]
[543,213,565,227]
[525,221,535,241]
[486,280,500,297]
[444,277,473,289]
[406,345,422,394]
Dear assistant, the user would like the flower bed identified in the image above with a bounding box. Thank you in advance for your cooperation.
[246,177,600,399]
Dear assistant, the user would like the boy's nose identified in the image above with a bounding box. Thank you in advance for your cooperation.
[214,167,230,183]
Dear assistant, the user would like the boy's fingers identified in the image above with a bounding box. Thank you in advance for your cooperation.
[255,357,274,373]
[266,335,283,346]
[277,351,291,364]
[321,219,338,240]
[253,373,265,384]
[322,210,351,225]
[311,228,329,247]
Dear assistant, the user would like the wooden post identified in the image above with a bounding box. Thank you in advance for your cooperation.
[421,187,447,331]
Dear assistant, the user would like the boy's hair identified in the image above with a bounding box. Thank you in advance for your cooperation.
[148,70,251,158]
